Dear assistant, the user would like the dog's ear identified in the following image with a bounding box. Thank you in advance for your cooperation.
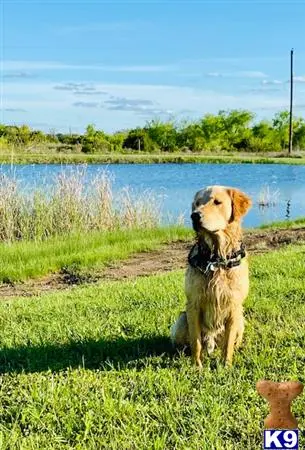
[228,188,252,221]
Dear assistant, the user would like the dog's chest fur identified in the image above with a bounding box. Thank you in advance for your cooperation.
[202,270,233,331]
[186,262,248,333]
[201,277,228,354]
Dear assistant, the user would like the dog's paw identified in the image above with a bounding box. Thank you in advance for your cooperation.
[194,360,203,371]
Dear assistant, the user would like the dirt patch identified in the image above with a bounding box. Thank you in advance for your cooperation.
[244,227,305,253]
[1,227,305,298]
[94,227,305,281]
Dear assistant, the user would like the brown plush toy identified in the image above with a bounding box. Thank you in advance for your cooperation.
[256,380,303,429]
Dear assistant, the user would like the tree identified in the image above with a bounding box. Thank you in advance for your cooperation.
[145,120,178,152]
[292,117,305,150]
[220,110,254,150]
[110,131,128,152]
[177,122,206,151]
[272,111,290,149]
[82,125,111,153]
[122,128,156,152]
[1,109,305,154]
[199,110,254,151]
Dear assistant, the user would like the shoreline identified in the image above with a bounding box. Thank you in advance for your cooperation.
[1,152,305,165]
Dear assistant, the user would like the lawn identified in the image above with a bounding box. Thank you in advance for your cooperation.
[258,216,305,230]
[0,226,191,283]
[0,244,304,449]
[1,217,305,284]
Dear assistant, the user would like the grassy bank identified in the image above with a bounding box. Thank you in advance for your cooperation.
[259,217,305,230]
[2,216,305,284]
[0,226,191,283]
[1,152,305,165]
[0,244,304,448]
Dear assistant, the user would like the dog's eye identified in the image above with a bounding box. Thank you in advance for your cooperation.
[214,199,222,205]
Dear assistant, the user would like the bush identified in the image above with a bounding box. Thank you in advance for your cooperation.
[122,128,157,152]
[247,136,281,153]
[145,120,178,152]
[81,125,112,153]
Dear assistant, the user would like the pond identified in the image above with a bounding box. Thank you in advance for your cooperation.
[1,163,304,228]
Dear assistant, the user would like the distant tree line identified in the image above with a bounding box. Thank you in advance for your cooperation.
[1,110,305,153]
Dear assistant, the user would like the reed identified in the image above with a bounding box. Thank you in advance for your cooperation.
[257,185,280,208]
[0,168,161,242]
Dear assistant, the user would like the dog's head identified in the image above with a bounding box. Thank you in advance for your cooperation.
[191,185,252,233]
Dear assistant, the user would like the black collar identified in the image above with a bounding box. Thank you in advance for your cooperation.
[188,242,246,275]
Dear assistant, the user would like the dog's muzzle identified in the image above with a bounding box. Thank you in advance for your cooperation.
[191,211,202,231]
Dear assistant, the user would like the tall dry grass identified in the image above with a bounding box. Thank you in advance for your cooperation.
[0,169,161,242]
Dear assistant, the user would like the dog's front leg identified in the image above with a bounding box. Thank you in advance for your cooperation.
[235,316,245,349]
[223,317,239,366]
[186,307,203,369]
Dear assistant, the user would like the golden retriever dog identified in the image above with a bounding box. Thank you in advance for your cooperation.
[171,186,252,368]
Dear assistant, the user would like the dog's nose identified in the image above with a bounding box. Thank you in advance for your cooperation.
[191,211,201,222]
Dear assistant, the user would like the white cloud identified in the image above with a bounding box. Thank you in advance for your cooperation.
[1,108,27,112]
[3,72,34,79]
[206,71,268,79]
[294,76,305,83]
[188,56,286,64]
[2,80,304,133]
[283,76,305,84]
[247,88,282,94]
[74,91,107,96]
[2,60,176,73]
[73,102,100,108]
[102,97,169,117]
[53,82,91,91]
[236,71,268,78]
[105,98,155,107]
[206,72,222,77]
[110,65,176,73]
[261,79,283,85]
[53,83,108,96]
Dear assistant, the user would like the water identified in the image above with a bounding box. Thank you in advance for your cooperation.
[1,163,305,228]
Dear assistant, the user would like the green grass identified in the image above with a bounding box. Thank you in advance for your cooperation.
[2,215,305,284]
[0,245,304,448]
[2,216,305,284]
[0,226,192,283]
[2,151,305,164]
[258,217,305,230]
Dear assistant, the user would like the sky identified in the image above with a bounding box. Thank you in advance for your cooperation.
[1,0,305,133]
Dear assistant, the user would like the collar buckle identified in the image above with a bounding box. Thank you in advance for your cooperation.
[204,261,216,274]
